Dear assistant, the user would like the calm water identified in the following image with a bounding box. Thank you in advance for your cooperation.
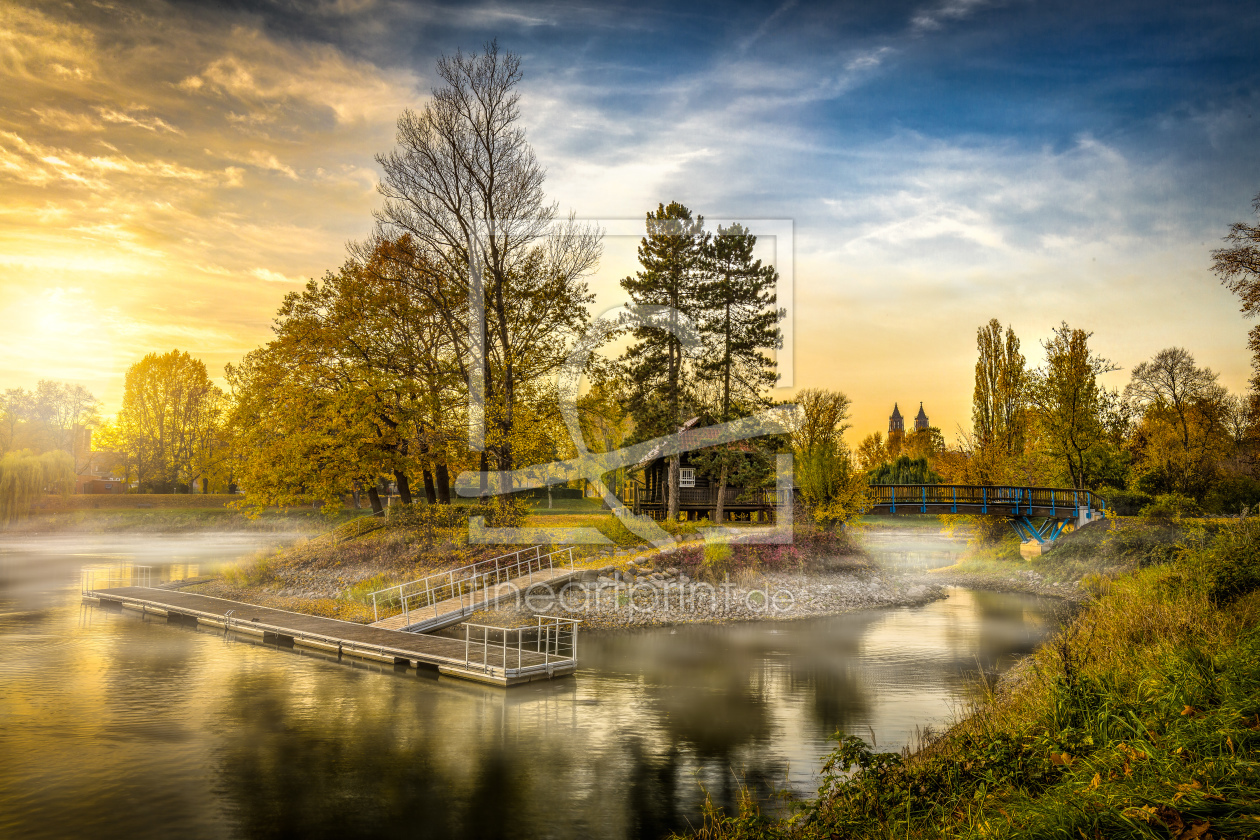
[0,531,1059,840]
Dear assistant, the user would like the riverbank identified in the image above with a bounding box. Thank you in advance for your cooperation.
[1,507,355,536]
[2,494,363,536]
[682,513,1260,839]
[172,510,970,628]
[921,515,1207,603]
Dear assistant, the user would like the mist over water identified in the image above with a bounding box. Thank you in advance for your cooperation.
[0,529,1058,839]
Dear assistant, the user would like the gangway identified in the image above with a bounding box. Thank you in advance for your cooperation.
[367,546,579,633]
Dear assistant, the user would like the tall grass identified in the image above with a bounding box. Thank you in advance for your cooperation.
[678,515,1260,839]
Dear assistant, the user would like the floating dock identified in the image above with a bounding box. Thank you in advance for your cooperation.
[84,586,578,686]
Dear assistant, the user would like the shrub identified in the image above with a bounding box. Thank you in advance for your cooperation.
[1203,476,1260,515]
[1180,513,1260,603]
[1097,487,1152,516]
[1140,493,1203,522]
[702,541,732,576]
[385,501,469,534]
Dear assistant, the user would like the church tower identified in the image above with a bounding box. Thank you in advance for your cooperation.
[888,403,904,434]
[914,402,929,432]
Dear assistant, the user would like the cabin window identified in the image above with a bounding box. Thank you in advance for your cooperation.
[679,468,695,488]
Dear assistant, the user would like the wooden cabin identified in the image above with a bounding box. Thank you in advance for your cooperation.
[623,420,781,522]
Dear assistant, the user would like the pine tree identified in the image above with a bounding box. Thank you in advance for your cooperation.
[620,202,707,521]
[691,222,782,521]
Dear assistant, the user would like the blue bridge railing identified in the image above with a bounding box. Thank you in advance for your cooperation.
[866,484,1106,518]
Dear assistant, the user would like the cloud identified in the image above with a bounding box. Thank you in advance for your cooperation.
[738,0,799,53]
[96,106,183,134]
[31,107,103,132]
[249,267,305,284]
[910,0,1000,33]
[177,27,419,126]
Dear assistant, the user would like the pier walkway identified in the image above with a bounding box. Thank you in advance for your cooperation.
[84,585,578,686]
[367,546,580,633]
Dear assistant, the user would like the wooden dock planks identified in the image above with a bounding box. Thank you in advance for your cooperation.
[87,587,574,686]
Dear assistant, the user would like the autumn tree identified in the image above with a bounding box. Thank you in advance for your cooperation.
[620,201,708,521]
[229,260,465,514]
[1027,324,1118,490]
[856,432,890,472]
[970,319,1027,483]
[901,426,945,461]
[577,374,632,501]
[366,42,601,485]
[1124,347,1229,498]
[784,388,868,527]
[114,351,223,493]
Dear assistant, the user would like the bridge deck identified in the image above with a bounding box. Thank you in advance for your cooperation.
[866,484,1106,521]
[369,565,579,632]
[86,587,574,686]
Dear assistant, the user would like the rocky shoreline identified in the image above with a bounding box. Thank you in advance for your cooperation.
[463,554,951,629]
[925,568,1087,602]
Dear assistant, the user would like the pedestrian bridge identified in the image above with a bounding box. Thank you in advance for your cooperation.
[866,484,1107,548]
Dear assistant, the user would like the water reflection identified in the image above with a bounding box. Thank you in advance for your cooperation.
[0,531,1060,839]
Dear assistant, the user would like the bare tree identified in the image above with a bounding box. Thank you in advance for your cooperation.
[1124,348,1226,451]
[364,41,600,478]
[1213,190,1260,403]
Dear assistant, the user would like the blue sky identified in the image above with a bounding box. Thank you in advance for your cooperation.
[2,0,1258,435]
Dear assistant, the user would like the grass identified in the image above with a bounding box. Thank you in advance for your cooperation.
[856,514,952,531]
[678,515,1260,839]
[4,506,359,535]
[937,517,1218,584]
[525,497,608,515]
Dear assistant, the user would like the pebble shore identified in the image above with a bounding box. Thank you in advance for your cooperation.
[468,560,950,629]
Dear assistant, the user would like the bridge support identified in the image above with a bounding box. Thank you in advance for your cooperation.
[1011,516,1070,558]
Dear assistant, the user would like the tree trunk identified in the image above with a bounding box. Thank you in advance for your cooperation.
[351,486,362,510]
[715,461,728,523]
[422,468,437,504]
[367,486,384,515]
[547,484,553,509]
[435,464,451,504]
[394,470,413,505]
[667,455,680,521]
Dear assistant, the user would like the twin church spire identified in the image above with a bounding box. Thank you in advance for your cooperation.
[888,402,929,434]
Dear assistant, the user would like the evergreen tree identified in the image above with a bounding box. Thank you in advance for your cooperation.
[691,222,783,521]
[620,202,707,521]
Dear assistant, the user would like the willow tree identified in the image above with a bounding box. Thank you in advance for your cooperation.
[0,450,73,525]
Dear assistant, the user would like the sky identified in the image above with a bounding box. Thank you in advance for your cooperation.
[1,0,1258,440]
